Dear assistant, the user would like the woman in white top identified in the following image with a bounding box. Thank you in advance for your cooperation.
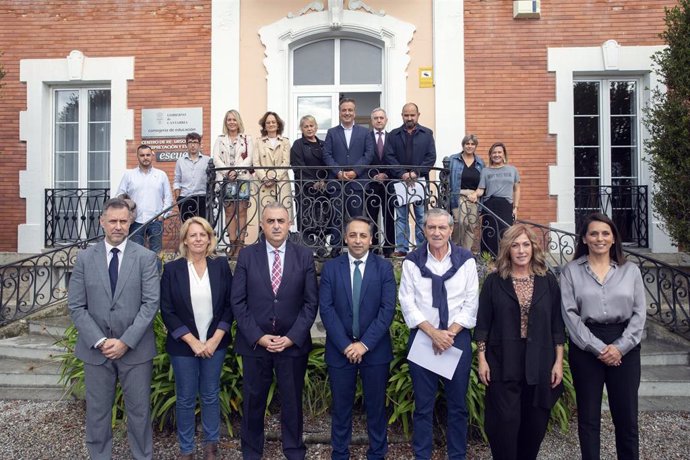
[212,109,254,257]
[254,111,293,221]
[160,217,234,460]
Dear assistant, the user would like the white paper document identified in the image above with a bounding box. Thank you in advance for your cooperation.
[393,179,426,206]
[407,330,463,380]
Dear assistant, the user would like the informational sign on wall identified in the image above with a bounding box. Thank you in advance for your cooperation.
[419,67,433,88]
[142,108,203,138]
[142,108,203,162]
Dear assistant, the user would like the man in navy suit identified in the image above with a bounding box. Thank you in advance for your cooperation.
[231,202,318,460]
[319,216,397,460]
[323,98,376,253]
[366,108,395,257]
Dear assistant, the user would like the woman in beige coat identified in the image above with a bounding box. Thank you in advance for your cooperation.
[254,111,293,221]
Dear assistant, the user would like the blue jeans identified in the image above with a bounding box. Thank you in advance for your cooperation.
[170,349,227,454]
[408,328,472,460]
[395,201,426,253]
[129,220,163,254]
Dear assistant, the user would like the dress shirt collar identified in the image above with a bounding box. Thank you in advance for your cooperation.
[104,239,127,256]
[340,123,354,131]
[426,242,452,263]
[266,239,287,255]
[347,250,369,266]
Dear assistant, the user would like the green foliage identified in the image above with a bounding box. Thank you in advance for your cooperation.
[643,0,690,249]
[0,51,5,91]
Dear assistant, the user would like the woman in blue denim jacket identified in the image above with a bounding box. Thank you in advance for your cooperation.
[449,134,485,252]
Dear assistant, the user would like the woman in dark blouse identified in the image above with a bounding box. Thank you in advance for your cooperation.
[474,224,564,460]
[290,115,330,251]
[561,212,646,460]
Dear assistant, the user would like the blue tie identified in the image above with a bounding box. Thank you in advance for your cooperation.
[109,248,119,297]
[352,260,363,339]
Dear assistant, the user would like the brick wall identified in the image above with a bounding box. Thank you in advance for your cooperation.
[0,1,211,251]
[463,0,673,225]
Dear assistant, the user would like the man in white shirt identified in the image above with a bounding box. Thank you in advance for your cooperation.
[117,144,173,255]
[399,208,479,460]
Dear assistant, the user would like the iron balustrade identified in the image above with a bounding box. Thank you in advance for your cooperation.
[45,188,110,247]
[574,184,648,248]
[206,162,451,258]
[0,238,96,326]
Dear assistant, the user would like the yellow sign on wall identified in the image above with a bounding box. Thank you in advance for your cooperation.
[419,67,433,88]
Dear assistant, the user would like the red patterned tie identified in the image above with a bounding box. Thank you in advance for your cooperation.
[271,249,281,295]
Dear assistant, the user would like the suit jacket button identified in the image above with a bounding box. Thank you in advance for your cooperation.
[274,299,278,303]
[110,307,115,311]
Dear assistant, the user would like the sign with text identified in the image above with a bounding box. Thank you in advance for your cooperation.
[146,138,188,162]
[142,108,203,138]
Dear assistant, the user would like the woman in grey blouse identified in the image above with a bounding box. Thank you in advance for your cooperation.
[560,212,646,460]
[470,142,520,258]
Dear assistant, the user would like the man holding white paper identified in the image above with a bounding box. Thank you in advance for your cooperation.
[399,208,479,460]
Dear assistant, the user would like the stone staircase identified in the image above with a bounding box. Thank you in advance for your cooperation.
[0,308,70,401]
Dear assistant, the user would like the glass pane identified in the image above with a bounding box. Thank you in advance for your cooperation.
[297,96,332,129]
[610,81,636,115]
[55,90,79,122]
[89,89,111,122]
[341,92,381,126]
[611,147,636,178]
[294,40,335,85]
[573,81,599,115]
[340,40,382,84]
[574,116,599,146]
[574,147,600,178]
[88,151,109,182]
[611,116,633,146]
[55,151,78,184]
[89,122,111,152]
[55,123,78,152]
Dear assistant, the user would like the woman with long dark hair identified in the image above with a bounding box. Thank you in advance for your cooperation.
[561,212,646,459]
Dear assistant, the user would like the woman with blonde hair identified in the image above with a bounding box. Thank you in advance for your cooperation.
[161,217,233,460]
[212,109,254,257]
[474,224,564,460]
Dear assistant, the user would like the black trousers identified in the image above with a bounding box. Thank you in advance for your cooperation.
[480,196,513,257]
[240,353,308,460]
[484,340,551,460]
[177,195,207,223]
[569,323,641,460]
[365,181,395,256]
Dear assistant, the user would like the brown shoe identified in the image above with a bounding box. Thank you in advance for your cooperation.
[204,442,218,460]
[391,251,408,258]
[178,454,193,460]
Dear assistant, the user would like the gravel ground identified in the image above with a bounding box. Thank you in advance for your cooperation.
[1,400,688,459]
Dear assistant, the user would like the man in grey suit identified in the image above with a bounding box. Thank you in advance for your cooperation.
[68,198,160,459]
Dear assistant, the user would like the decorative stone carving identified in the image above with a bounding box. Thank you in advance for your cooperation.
[287,1,324,19]
[66,50,85,80]
[328,0,343,29]
[348,0,385,16]
[602,39,621,70]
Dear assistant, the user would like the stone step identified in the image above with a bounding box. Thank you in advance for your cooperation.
[28,315,72,338]
[0,385,68,401]
[0,334,66,360]
[639,365,690,397]
[638,396,690,412]
[641,336,689,366]
[0,357,62,387]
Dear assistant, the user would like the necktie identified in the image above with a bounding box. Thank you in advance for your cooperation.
[271,249,282,295]
[376,131,384,160]
[109,248,119,297]
[352,260,363,338]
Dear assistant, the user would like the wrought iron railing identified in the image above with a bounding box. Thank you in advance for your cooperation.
[0,237,96,326]
[574,184,648,248]
[45,188,110,247]
[206,162,451,258]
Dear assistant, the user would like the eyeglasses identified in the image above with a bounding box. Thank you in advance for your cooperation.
[187,140,200,144]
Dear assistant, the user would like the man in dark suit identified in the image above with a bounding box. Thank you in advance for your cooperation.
[68,198,160,460]
[231,202,318,460]
[385,102,437,257]
[319,216,397,460]
[323,97,376,253]
[366,107,395,257]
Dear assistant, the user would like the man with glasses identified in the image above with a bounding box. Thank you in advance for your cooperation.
[173,132,210,222]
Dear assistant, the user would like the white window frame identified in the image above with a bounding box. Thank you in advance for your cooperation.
[547,40,675,252]
[19,51,133,252]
